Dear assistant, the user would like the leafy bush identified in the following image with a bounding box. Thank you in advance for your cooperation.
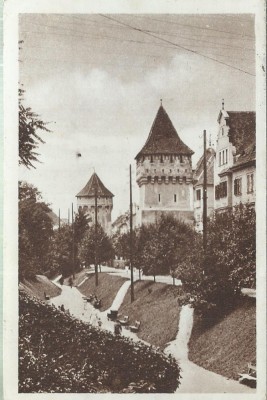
[19,291,180,393]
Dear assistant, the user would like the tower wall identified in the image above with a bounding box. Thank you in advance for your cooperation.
[137,154,194,224]
[77,196,113,236]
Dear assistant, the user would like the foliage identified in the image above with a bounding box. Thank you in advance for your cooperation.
[78,224,114,266]
[19,181,53,280]
[19,88,51,169]
[19,291,180,393]
[73,208,89,245]
[48,225,74,278]
[175,203,256,315]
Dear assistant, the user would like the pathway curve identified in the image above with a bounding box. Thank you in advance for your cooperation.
[165,305,255,393]
[50,273,255,393]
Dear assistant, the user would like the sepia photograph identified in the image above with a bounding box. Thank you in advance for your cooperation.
[3,0,266,398]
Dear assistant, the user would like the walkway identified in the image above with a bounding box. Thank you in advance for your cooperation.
[165,305,255,393]
[50,273,255,393]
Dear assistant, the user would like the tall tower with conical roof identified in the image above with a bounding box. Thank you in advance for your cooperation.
[135,104,194,225]
[76,172,114,235]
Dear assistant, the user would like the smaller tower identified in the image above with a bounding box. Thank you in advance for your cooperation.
[76,172,114,236]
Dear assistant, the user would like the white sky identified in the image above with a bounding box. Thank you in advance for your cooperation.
[18,14,255,220]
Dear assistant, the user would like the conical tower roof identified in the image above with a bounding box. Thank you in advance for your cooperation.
[76,172,114,198]
[135,105,194,159]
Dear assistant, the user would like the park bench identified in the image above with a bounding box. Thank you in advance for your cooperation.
[107,310,118,321]
[129,320,141,332]
[118,315,129,326]
[238,363,256,388]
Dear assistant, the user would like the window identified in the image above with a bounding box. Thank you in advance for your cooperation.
[150,155,153,162]
[219,149,228,166]
[185,169,187,173]
[158,194,161,202]
[196,189,201,201]
[146,169,149,173]
[162,169,164,173]
[215,181,227,199]
[160,155,163,163]
[221,181,227,197]
[247,173,254,193]
[234,177,242,196]
[174,194,177,202]
[180,155,184,163]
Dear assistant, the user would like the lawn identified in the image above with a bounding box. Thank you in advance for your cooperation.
[19,275,61,300]
[78,273,128,311]
[188,297,256,380]
[118,280,182,350]
[63,268,92,287]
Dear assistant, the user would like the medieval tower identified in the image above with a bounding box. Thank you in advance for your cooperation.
[76,172,114,236]
[135,103,194,225]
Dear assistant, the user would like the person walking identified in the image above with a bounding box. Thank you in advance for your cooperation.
[114,321,122,335]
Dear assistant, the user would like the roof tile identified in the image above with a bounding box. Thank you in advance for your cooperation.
[135,105,194,159]
[76,173,114,198]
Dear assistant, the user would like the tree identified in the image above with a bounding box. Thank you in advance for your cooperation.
[19,181,53,280]
[73,208,89,247]
[49,225,74,278]
[142,215,198,279]
[175,203,256,316]
[78,224,114,267]
[19,89,51,169]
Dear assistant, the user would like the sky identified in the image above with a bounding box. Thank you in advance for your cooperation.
[18,14,255,220]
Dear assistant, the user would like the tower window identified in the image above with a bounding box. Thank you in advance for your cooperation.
[160,155,163,163]
[150,155,153,162]
[180,155,184,163]
[158,194,161,202]
[196,189,201,200]
[174,194,177,202]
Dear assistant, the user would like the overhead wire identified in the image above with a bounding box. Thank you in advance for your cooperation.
[99,14,255,76]
[131,14,254,39]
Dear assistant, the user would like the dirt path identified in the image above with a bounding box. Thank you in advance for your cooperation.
[50,276,255,393]
[165,305,255,393]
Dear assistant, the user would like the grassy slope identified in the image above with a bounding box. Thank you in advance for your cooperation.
[189,297,256,380]
[78,273,128,311]
[119,280,182,350]
[19,275,61,300]
[63,269,91,287]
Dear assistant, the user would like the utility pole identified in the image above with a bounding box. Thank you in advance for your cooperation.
[203,129,208,261]
[72,203,75,279]
[129,164,134,302]
[94,186,98,286]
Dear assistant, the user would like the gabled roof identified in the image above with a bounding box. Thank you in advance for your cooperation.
[135,105,194,159]
[231,141,256,170]
[193,148,215,186]
[227,111,256,155]
[76,172,114,198]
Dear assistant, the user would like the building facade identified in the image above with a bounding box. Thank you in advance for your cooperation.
[135,104,194,225]
[193,147,215,232]
[214,104,256,211]
[76,172,114,235]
